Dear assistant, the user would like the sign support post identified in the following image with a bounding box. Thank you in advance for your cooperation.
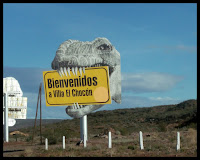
[84,134,87,148]
[3,93,9,142]
[80,115,88,142]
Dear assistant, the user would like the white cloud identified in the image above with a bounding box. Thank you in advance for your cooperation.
[149,96,178,101]
[122,72,183,93]
[97,95,183,112]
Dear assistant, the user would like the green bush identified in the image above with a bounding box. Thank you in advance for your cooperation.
[26,136,33,142]
[48,136,57,145]
[127,146,135,150]
[119,128,129,136]
[158,122,167,132]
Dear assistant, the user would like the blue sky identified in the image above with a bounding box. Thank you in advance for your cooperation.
[3,3,197,119]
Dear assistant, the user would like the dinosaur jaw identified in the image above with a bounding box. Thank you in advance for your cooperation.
[51,55,115,77]
[66,104,104,118]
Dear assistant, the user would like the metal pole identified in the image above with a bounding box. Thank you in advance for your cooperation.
[83,115,88,141]
[3,93,9,142]
[80,115,88,141]
[32,84,41,144]
[84,134,87,148]
[39,83,42,144]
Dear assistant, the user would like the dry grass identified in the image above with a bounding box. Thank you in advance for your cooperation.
[3,129,197,157]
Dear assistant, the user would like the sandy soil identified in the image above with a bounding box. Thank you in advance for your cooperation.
[3,131,197,157]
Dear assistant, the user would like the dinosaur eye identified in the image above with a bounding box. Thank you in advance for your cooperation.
[97,44,112,51]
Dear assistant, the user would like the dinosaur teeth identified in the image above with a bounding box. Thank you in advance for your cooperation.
[58,66,87,77]
[57,69,62,77]
[73,102,80,109]
[75,67,78,76]
[60,67,65,76]
[79,67,82,76]
[64,67,68,76]
[67,67,71,76]
[72,67,75,75]
[57,64,104,78]
[68,104,85,109]
[58,64,105,78]
[76,102,79,109]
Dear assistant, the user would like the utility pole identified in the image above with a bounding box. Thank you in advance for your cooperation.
[32,83,42,144]
[40,83,42,144]
[3,93,9,142]
[80,115,88,142]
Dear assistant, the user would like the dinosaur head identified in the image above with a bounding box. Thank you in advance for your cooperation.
[51,37,121,118]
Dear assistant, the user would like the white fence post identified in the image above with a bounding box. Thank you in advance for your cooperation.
[63,136,65,149]
[108,131,112,148]
[3,93,9,142]
[45,138,48,150]
[177,132,180,151]
[84,134,87,148]
[139,131,144,150]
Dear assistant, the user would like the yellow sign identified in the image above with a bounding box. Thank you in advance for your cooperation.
[43,66,111,106]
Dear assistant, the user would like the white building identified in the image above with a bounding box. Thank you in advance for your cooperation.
[3,77,27,121]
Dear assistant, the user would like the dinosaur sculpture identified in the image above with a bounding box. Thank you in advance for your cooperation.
[51,37,121,118]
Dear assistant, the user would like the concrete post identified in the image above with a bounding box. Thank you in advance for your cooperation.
[139,131,144,150]
[3,93,9,142]
[177,132,180,151]
[108,131,112,148]
[63,136,65,149]
[45,138,48,150]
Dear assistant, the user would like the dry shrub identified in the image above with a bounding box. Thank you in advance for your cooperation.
[24,147,33,157]
[187,128,197,145]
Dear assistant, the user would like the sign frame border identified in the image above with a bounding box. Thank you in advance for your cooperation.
[43,67,111,106]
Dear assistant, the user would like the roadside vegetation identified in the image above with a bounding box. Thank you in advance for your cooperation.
[4,99,197,157]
